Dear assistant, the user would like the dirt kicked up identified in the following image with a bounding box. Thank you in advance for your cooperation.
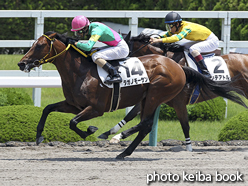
[0,141,247,186]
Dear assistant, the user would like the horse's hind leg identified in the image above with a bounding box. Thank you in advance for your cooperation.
[116,113,155,159]
[168,99,192,151]
[36,100,81,145]
[98,103,141,140]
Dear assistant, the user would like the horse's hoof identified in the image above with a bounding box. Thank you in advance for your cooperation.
[36,136,44,145]
[116,154,125,160]
[186,145,193,152]
[98,133,108,139]
[87,126,98,134]
[98,131,110,139]
[110,138,120,144]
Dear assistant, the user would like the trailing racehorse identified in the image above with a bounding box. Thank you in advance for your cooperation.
[18,31,248,159]
[99,32,248,152]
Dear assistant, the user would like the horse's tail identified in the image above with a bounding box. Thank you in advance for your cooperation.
[182,66,248,109]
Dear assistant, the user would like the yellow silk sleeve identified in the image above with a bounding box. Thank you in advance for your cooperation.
[89,35,101,42]
[162,35,180,43]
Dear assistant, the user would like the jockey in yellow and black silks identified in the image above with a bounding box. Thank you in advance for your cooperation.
[150,11,219,78]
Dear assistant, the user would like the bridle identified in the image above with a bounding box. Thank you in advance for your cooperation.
[33,34,89,67]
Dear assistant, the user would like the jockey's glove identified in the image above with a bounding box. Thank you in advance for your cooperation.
[68,39,76,45]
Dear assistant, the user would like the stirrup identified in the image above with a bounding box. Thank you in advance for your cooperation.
[104,75,122,84]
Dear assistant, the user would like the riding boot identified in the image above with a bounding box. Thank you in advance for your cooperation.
[102,62,122,84]
[197,59,211,78]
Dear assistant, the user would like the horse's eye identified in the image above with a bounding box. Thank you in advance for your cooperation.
[35,43,45,50]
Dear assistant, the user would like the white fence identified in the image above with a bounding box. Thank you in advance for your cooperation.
[0,10,248,106]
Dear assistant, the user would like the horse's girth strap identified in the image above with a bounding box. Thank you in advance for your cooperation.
[109,83,121,112]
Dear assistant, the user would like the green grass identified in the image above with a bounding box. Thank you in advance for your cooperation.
[0,54,23,70]
[0,54,58,70]
[1,54,247,142]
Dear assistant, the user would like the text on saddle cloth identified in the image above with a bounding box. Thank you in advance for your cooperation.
[97,57,150,88]
[184,51,231,81]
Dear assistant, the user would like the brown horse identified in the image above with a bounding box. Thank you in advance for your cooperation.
[99,32,248,153]
[18,31,247,159]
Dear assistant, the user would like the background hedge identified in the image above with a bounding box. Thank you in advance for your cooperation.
[159,97,226,121]
[188,97,226,121]
[0,88,33,106]
[218,110,248,141]
[0,105,96,143]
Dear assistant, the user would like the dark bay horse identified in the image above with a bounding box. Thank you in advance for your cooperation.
[18,31,247,159]
[99,32,248,152]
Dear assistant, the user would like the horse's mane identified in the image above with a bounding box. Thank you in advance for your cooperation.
[131,33,151,43]
[44,31,78,45]
[130,32,185,53]
[161,43,185,53]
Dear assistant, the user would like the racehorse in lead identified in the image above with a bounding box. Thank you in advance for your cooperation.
[18,31,248,159]
[99,32,248,153]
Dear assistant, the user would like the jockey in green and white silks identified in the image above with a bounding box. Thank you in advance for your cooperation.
[150,11,219,78]
[70,15,129,84]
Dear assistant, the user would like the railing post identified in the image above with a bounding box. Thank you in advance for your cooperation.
[149,105,161,146]
[32,12,44,107]
[127,13,138,36]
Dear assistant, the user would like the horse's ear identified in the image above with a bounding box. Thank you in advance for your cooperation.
[124,31,131,42]
[49,33,57,39]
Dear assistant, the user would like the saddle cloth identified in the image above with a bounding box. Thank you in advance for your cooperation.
[184,51,231,81]
[184,51,231,104]
[97,57,150,88]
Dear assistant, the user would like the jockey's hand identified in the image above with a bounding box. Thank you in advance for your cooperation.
[149,37,162,44]
[68,39,76,45]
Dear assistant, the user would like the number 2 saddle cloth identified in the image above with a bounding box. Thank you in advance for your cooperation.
[184,51,231,104]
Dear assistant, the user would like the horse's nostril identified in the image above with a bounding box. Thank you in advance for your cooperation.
[18,62,25,70]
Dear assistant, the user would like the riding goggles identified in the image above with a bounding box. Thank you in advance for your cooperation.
[165,23,174,32]
[75,27,88,37]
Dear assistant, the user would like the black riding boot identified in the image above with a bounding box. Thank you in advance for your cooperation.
[197,59,211,78]
[102,62,122,84]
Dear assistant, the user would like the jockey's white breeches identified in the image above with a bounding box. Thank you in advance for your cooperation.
[177,32,219,54]
[92,39,129,62]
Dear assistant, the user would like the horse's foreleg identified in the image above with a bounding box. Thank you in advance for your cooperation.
[36,101,80,145]
[98,103,141,140]
[69,106,100,139]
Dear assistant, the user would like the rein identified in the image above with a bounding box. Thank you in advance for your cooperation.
[34,34,89,66]
[129,41,150,57]
[128,33,164,57]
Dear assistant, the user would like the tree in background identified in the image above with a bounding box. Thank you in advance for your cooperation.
[0,0,247,53]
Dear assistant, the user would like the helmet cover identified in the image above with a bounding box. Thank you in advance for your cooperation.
[71,15,90,31]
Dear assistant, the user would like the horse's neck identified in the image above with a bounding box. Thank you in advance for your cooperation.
[167,51,186,65]
[148,45,164,55]
[132,42,164,56]
[53,52,92,82]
